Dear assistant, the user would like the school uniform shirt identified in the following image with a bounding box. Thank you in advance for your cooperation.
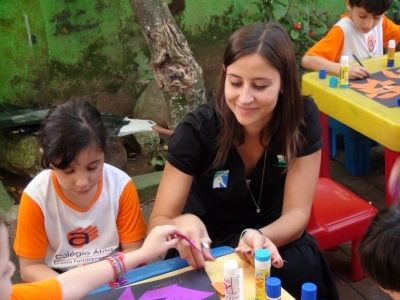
[305,15,400,63]
[14,163,146,271]
[167,97,322,246]
[11,278,61,300]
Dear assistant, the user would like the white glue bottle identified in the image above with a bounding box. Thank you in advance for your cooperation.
[339,55,349,88]
[255,248,271,300]
[224,260,240,300]
[387,39,396,68]
[266,277,281,300]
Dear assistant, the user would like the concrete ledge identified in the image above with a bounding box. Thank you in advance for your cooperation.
[132,171,162,203]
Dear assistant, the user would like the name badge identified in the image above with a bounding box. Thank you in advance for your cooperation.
[213,170,229,189]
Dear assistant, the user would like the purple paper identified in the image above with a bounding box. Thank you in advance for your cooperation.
[118,287,135,300]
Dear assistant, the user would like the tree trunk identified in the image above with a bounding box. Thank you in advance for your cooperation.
[130,0,206,129]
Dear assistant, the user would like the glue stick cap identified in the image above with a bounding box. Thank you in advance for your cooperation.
[329,77,338,88]
[389,39,396,49]
[319,69,327,79]
[255,248,271,262]
[266,277,281,298]
[224,260,239,277]
[340,55,349,66]
[301,282,317,300]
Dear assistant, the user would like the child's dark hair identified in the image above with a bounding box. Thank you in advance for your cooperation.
[348,0,392,15]
[359,204,400,292]
[40,100,107,169]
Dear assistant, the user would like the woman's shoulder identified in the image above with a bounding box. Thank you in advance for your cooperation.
[181,102,216,129]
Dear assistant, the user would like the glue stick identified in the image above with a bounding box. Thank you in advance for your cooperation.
[224,260,240,300]
[339,55,349,88]
[387,39,396,68]
[255,248,271,300]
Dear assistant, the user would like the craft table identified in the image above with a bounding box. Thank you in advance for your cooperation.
[302,53,400,205]
[88,246,295,300]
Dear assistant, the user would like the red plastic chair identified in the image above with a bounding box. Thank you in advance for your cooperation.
[307,177,378,281]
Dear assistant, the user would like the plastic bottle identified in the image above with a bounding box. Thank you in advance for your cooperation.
[255,248,271,300]
[266,277,281,300]
[301,282,317,300]
[339,55,349,88]
[224,260,240,300]
[387,39,396,68]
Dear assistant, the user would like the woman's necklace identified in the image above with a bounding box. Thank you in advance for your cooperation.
[245,148,267,214]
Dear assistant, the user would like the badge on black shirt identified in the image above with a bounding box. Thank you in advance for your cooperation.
[212,170,229,189]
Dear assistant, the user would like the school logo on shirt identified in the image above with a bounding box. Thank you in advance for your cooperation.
[367,33,376,53]
[212,170,229,189]
[273,154,287,168]
[67,225,99,248]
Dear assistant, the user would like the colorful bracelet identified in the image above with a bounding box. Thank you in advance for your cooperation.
[107,252,127,288]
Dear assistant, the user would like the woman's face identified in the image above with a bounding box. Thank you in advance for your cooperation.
[0,224,15,299]
[224,53,281,134]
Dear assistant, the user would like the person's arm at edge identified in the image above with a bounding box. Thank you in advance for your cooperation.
[259,150,321,247]
[382,15,400,45]
[57,225,180,300]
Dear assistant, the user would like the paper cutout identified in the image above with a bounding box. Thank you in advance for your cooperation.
[139,284,214,299]
[82,268,219,300]
[349,68,400,107]
[118,287,135,300]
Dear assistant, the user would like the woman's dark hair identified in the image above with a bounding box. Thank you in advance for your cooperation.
[213,22,303,167]
[40,100,107,169]
[348,0,392,15]
[359,204,400,292]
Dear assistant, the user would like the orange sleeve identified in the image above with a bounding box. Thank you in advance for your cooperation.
[382,15,400,47]
[13,192,48,259]
[116,180,147,244]
[305,25,344,63]
[11,278,61,300]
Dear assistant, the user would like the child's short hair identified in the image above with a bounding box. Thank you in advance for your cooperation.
[348,0,392,15]
[40,100,107,169]
[359,204,400,292]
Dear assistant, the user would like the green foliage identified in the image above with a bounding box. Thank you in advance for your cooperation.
[149,152,166,170]
[387,0,400,24]
[242,0,340,71]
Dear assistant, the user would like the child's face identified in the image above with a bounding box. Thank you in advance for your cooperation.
[52,142,104,204]
[347,4,384,33]
[0,224,15,300]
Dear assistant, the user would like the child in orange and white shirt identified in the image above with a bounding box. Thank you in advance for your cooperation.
[13,100,147,282]
[302,0,400,79]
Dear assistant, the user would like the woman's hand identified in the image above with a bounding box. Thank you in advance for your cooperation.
[235,229,284,268]
[174,214,215,268]
[141,225,181,261]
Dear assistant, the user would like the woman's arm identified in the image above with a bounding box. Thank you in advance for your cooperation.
[149,162,214,268]
[260,150,321,247]
[19,257,59,282]
[58,225,180,300]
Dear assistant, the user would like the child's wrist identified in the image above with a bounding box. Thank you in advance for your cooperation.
[107,252,127,288]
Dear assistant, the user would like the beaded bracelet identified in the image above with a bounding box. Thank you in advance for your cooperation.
[107,252,127,288]
[239,228,263,243]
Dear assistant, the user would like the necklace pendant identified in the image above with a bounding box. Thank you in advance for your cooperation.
[256,208,261,213]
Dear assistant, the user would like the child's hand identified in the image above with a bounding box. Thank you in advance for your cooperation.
[349,65,369,79]
[141,225,181,259]
[235,229,284,269]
